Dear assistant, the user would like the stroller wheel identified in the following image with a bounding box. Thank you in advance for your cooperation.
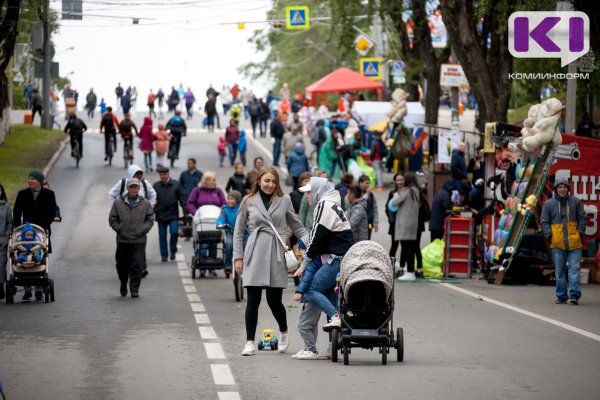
[331,331,339,363]
[396,328,404,362]
[342,342,349,366]
[381,343,387,365]
[50,280,55,302]
[6,282,14,304]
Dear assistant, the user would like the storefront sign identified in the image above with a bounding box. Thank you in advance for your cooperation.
[440,64,469,88]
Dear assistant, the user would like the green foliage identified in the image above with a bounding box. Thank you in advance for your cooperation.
[0,124,64,205]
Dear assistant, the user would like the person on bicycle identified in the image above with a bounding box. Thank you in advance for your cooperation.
[64,112,87,158]
[166,110,187,160]
[100,106,119,161]
[119,113,139,160]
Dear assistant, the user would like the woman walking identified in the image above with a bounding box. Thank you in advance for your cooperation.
[233,168,309,356]
[0,184,14,300]
[139,117,155,172]
[390,172,421,281]
[386,173,404,270]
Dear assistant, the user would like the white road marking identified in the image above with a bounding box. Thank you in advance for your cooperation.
[439,283,600,343]
[184,285,197,293]
[210,364,235,385]
[218,393,241,400]
[177,261,187,270]
[178,269,191,277]
[177,244,182,249]
[187,294,201,302]
[194,313,211,324]
[199,326,218,339]
[181,277,193,285]
[176,253,185,261]
[204,343,226,359]
[191,303,205,312]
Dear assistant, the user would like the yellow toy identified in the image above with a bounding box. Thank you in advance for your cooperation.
[258,329,278,351]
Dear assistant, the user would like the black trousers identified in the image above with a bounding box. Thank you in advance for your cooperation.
[245,287,287,341]
[430,229,444,242]
[115,242,145,293]
[32,105,43,123]
[250,116,259,138]
[399,240,418,273]
[69,132,83,155]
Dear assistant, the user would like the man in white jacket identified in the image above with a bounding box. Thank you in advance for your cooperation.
[108,164,157,207]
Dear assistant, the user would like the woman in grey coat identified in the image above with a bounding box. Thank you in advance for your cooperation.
[0,184,14,300]
[390,172,421,281]
[234,167,308,356]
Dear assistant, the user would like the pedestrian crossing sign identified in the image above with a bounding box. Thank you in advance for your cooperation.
[360,58,382,80]
[285,6,310,30]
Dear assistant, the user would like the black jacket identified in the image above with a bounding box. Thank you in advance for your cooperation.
[13,188,57,232]
[225,174,248,194]
[270,119,285,139]
[429,180,454,231]
[152,179,186,223]
[64,116,87,135]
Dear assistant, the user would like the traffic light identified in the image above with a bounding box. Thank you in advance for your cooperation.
[272,22,285,29]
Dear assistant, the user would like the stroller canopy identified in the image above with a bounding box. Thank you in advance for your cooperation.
[340,241,394,301]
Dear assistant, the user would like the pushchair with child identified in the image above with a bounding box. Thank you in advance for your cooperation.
[331,241,403,365]
[5,223,55,304]
[190,205,231,279]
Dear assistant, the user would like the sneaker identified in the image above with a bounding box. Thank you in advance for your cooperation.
[23,291,32,301]
[35,291,43,301]
[568,298,579,305]
[104,156,108,161]
[322,314,342,332]
[131,291,139,298]
[161,258,168,262]
[210,271,218,277]
[279,332,289,353]
[415,270,424,279]
[291,349,306,359]
[200,272,206,278]
[398,272,416,281]
[241,341,255,356]
[295,350,327,360]
[555,299,567,304]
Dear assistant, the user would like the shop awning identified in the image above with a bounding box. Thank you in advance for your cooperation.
[305,67,385,106]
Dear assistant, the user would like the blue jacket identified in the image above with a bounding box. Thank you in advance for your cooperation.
[217,204,240,231]
[295,257,322,297]
[286,147,310,178]
[450,149,467,180]
[179,169,203,198]
[238,130,247,153]
[429,180,454,231]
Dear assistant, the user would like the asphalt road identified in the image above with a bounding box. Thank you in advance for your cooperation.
[1,111,599,400]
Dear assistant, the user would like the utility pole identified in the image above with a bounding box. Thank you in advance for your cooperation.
[373,2,388,100]
[42,0,51,129]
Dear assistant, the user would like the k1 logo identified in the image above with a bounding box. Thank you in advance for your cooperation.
[508,11,589,67]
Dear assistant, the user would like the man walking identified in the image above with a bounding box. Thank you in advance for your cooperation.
[270,113,285,167]
[541,177,586,305]
[115,83,124,110]
[153,166,186,262]
[179,158,203,201]
[109,178,154,298]
[13,171,57,301]
[85,88,97,119]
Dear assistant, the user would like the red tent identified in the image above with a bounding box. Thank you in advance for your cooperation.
[305,67,385,106]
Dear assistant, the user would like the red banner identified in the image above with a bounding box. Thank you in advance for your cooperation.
[549,135,600,245]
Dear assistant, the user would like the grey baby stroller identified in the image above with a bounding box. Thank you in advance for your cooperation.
[190,205,230,279]
[331,241,403,365]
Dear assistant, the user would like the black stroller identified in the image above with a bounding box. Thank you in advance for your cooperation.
[331,241,403,365]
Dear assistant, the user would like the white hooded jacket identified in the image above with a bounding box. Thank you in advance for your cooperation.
[108,164,157,206]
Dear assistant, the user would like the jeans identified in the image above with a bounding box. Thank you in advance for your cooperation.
[239,151,246,166]
[243,106,250,120]
[87,108,95,119]
[207,113,215,130]
[259,117,268,137]
[228,143,238,166]
[373,160,383,187]
[272,138,282,166]
[552,248,582,301]
[199,243,217,258]
[224,231,233,268]
[158,219,179,260]
[219,152,226,166]
[143,151,153,170]
[304,257,340,319]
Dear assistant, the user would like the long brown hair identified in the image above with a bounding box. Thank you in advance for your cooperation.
[244,167,284,203]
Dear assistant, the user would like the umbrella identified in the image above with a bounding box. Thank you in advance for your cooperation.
[369,120,389,132]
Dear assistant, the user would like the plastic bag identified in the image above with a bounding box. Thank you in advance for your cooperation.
[421,239,444,278]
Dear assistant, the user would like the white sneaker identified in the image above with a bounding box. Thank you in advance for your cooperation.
[296,350,327,360]
[291,349,307,359]
[279,333,289,353]
[322,314,342,332]
[241,341,255,356]
[398,272,416,281]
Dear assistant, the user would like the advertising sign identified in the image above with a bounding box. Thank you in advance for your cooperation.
[440,64,469,87]
[438,128,460,163]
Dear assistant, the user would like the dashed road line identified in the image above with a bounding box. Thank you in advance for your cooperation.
[210,364,235,385]
[199,326,218,339]
[204,343,226,359]
[191,303,205,312]
[187,293,201,302]
[218,392,241,400]
[439,283,600,342]
[194,313,211,324]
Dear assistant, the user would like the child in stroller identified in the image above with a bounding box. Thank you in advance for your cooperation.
[15,223,43,264]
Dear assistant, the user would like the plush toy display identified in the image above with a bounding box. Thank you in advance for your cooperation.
[522,98,564,151]
[386,88,408,123]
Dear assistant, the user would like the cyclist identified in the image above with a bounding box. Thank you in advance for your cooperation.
[100,106,119,161]
[119,113,139,160]
[64,112,87,157]
[166,109,187,160]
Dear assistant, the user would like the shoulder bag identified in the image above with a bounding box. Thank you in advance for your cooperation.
[266,219,299,272]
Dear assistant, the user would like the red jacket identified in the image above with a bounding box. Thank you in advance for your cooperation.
[139,117,154,152]
[225,126,240,145]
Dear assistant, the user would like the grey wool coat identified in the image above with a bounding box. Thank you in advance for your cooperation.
[391,186,420,241]
[233,194,308,288]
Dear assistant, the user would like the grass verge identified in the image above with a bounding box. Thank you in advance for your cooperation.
[0,124,65,205]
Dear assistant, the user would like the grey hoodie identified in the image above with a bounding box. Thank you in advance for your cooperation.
[0,200,13,240]
[108,164,157,206]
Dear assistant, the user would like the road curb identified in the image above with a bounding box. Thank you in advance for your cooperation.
[43,136,70,177]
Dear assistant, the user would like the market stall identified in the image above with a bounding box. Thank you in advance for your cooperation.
[305,67,384,106]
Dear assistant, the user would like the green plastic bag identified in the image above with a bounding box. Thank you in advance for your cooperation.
[421,239,444,278]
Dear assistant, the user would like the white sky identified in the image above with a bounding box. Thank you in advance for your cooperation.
[50,0,273,108]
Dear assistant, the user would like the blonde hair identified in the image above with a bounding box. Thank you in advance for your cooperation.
[200,171,216,187]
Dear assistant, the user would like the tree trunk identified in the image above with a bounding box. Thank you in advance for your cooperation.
[0,0,22,144]
[441,0,514,125]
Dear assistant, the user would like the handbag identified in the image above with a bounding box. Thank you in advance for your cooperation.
[266,219,299,272]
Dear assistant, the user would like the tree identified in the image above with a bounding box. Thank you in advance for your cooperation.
[440,0,515,125]
[0,0,22,144]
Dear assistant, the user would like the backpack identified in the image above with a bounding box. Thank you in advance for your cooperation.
[377,141,388,158]
[102,113,114,129]
[120,119,132,134]
[249,103,260,116]
[311,126,324,145]
[291,99,302,113]
[120,178,148,198]
[419,193,431,223]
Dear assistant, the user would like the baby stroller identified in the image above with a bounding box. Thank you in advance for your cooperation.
[5,224,55,304]
[190,205,230,279]
[331,241,403,365]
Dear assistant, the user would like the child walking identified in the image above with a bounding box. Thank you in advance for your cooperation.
[218,136,227,168]
[216,190,243,274]
[238,130,247,166]
[154,123,171,168]
[225,162,249,194]
[346,185,369,242]
[358,175,379,240]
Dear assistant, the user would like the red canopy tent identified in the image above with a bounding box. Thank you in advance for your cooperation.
[305,67,385,106]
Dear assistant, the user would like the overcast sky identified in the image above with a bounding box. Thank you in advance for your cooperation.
[50,0,273,108]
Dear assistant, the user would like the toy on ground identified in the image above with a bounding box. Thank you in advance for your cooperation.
[258,329,278,351]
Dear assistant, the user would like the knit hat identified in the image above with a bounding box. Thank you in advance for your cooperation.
[29,170,44,185]
[228,190,242,204]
